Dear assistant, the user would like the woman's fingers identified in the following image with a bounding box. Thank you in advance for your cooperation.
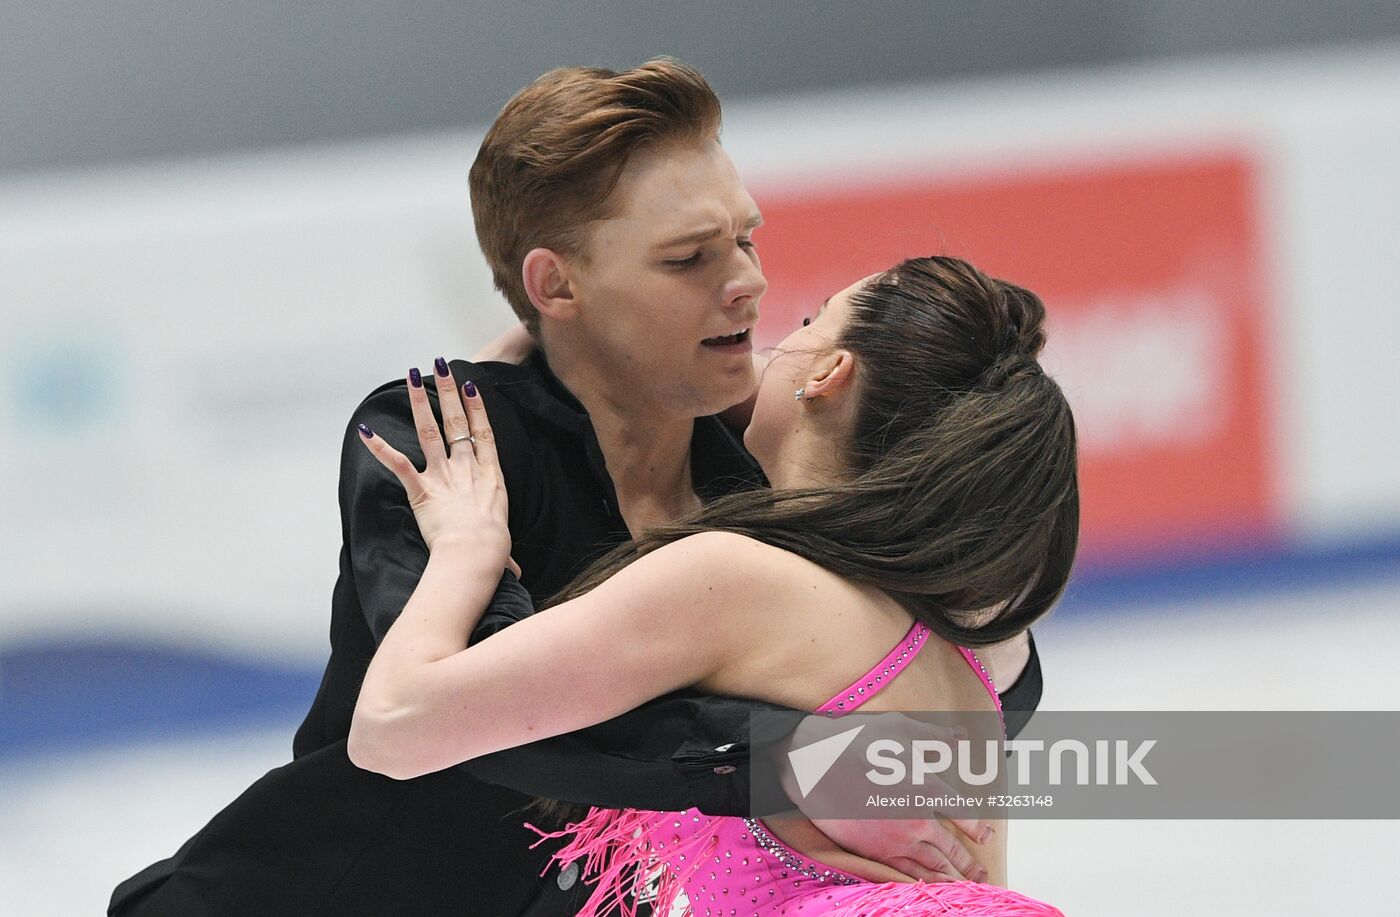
[824,855,918,885]
[356,423,426,504]
[405,367,448,471]
[461,380,500,473]
[907,824,988,884]
[431,357,473,456]
[948,817,994,847]
[883,856,956,884]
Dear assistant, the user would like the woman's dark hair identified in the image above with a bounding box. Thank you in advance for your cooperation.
[553,255,1079,647]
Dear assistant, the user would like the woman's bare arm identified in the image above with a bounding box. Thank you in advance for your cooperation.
[350,531,769,779]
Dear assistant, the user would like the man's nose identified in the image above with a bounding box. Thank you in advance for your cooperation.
[722,247,768,307]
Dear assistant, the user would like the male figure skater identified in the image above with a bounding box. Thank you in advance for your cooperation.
[111,58,1040,916]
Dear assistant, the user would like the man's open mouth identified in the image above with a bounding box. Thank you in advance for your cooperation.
[702,329,750,346]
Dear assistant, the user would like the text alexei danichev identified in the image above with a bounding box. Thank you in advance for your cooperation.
[866,793,1055,809]
[867,794,981,808]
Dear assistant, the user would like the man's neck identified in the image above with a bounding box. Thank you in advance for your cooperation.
[543,347,702,533]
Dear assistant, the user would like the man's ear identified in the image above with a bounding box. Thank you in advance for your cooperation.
[802,349,856,401]
[522,248,579,321]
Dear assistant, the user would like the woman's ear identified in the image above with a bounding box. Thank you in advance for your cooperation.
[521,248,580,321]
[801,349,856,401]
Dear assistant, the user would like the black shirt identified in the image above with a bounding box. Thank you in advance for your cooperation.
[110,352,1043,917]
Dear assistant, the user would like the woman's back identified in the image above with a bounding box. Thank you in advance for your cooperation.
[692,535,1004,711]
[688,535,1009,886]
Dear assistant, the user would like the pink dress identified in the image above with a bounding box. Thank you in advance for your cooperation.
[527,621,1063,915]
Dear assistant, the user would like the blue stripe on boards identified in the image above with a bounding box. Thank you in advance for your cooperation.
[1060,530,1400,616]
[0,640,320,761]
[4,530,1398,759]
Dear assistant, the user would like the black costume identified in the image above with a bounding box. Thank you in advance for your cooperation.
[111,352,1042,916]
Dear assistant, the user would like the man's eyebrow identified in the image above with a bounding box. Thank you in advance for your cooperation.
[656,212,765,248]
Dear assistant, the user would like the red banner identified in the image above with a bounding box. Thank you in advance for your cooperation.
[751,151,1277,560]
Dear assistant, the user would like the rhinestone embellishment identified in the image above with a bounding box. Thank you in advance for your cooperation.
[741,818,859,886]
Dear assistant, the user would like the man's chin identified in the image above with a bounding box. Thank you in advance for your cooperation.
[697,386,757,422]
[654,361,755,419]
[716,369,758,402]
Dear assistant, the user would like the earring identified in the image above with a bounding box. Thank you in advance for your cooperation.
[794,388,806,401]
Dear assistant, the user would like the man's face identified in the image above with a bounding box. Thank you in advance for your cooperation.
[567,140,767,416]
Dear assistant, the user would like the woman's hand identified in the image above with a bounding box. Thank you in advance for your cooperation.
[356,361,511,571]
[776,713,992,883]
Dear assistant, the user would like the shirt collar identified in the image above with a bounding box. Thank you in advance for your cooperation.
[492,350,768,500]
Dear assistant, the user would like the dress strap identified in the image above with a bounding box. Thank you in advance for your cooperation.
[955,646,1001,712]
[816,620,930,717]
[957,645,1005,738]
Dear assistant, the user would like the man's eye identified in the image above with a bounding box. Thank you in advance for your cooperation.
[802,316,812,327]
[666,253,701,268]
[738,238,756,251]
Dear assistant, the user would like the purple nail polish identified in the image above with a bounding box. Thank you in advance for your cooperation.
[463,380,478,398]
[357,423,373,438]
[434,356,449,377]
[409,367,422,388]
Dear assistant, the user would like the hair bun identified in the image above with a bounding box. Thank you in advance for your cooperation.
[998,283,1048,358]
[984,352,1044,388]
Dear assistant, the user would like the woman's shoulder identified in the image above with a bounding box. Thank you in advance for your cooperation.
[665,531,811,573]
[643,532,837,614]
[668,534,908,706]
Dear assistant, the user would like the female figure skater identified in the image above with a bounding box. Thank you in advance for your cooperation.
[349,255,1077,914]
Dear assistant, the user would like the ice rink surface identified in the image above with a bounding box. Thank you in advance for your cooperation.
[4,569,1398,916]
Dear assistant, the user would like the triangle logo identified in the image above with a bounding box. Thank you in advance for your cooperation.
[786,724,866,798]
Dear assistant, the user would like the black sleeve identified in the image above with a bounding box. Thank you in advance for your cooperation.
[340,382,432,643]
[339,372,792,815]
[997,631,1042,741]
[341,365,534,643]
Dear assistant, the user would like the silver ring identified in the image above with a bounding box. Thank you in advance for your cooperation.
[448,433,475,445]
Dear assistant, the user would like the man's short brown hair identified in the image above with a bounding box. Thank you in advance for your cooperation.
[469,58,723,332]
